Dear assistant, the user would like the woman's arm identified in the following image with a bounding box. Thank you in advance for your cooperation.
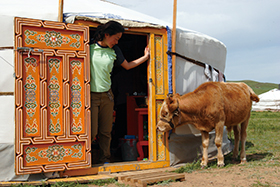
[121,47,150,70]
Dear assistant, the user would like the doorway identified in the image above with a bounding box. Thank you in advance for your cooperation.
[89,28,149,163]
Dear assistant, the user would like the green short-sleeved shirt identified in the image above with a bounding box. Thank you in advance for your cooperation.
[90,43,116,92]
[90,43,125,92]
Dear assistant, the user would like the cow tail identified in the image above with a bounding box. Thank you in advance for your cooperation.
[248,86,260,102]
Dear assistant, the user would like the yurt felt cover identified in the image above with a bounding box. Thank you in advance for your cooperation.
[252,89,280,111]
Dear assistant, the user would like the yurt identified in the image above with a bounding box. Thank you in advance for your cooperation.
[0,0,231,181]
[252,89,280,111]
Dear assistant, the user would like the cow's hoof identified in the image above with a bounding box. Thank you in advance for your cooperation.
[240,159,247,164]
[201,165,207,169]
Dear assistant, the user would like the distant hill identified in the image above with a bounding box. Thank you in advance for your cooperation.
[228,80,279,95]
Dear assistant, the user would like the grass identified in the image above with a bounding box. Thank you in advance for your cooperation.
[51,181,85,187]
[88,178,116,186]
[174,159,201,173]
[247,112,280,157]
[156,179,176,186]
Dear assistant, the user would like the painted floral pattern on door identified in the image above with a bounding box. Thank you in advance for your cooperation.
[15,17,90,175]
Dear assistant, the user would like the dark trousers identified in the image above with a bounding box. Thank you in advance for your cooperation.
[90,90,114,163]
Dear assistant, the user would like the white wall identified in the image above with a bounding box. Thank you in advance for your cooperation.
[0,96,15,143]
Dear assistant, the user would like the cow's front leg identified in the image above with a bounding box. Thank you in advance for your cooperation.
[215,123,225,167]
[201,131,209,168]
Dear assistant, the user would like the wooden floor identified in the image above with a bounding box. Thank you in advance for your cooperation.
[0,167,186,187]
[115,168,185,187]
[0,173,112,187]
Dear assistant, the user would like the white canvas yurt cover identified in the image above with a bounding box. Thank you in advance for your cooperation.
[0,0,231,181]
[252,89,280,111]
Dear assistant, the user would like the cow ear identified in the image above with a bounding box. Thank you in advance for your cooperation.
[167,96,177,112]
[167,93,180,101]
[166,94,174,104]
[167,93,173,98]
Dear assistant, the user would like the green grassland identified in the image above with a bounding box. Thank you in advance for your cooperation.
[247,111,280,160]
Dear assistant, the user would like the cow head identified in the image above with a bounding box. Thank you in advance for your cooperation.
[157,93,181,132]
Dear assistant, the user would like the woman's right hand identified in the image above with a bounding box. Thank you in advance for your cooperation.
[144,47,150,58]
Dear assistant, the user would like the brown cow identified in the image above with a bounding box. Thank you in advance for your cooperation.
[157,82,259,167]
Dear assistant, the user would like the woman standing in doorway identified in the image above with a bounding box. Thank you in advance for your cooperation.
[90,20,150,164]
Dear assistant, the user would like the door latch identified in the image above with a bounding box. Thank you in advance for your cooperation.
[17,47,43,57]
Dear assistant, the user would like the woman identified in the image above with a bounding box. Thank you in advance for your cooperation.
[90,21,150,164]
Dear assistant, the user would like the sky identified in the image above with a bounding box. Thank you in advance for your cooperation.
[108,0,280,84]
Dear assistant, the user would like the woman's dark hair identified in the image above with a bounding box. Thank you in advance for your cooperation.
[92,21,124,43]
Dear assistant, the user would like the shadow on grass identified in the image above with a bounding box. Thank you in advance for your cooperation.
[206,140,273,167]
[245,141,254,150]
[227,139,255,150]
[175,139,275,173]
[206,152,273,168]
[246,152,273,162]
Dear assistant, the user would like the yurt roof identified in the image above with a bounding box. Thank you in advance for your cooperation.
[1,0,226,69]
[0,0,227,95]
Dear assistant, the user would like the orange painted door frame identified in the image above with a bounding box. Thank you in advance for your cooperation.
[148,33,170,163]
[74,21,170,166]
[71,21,171,175]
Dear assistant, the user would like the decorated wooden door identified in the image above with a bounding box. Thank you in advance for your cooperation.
[14,17,91,175]
[148,33,170,162]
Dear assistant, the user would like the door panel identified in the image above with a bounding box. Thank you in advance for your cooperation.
[154,34,168,161]
[15,17,90,175]
[149,33,169,162]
